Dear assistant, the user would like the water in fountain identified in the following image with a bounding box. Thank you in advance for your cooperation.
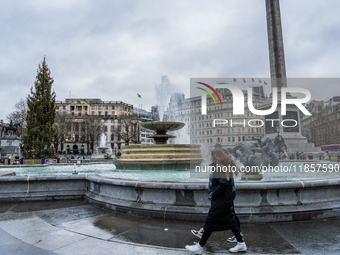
[164,93,190,144]
[155,77,190,144]
[96,133,113,154]
[155,75,173,121]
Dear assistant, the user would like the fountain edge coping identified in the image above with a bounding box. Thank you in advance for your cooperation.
[1,174,340,190]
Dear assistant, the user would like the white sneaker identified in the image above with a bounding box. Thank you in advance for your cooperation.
[191,228,204,238]
[185,242,203,254]
[227,232,243,243]
[229,242,247,253]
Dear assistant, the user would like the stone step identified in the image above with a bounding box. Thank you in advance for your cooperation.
[122,153,202,160]
[119,158,202,162]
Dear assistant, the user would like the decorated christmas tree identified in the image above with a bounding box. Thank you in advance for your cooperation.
[22,56,57,159]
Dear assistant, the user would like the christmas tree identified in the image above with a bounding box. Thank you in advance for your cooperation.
[22,56,57,159]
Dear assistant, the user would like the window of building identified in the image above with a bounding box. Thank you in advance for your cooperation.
[63,105,66,110]
[98,105,102,110]
[92,106,95,110]
[78,106,82,111]
[71,106,75,111]
[56,106,59,110]
[98,111,102,116]
[105,105,108,110]
[105,111,108,116]
[112,105,115,110]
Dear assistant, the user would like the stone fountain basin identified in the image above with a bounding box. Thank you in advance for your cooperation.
[139,121,185,132]
[1,174,339,223]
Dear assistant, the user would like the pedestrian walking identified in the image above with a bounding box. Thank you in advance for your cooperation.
[185,149,246,254]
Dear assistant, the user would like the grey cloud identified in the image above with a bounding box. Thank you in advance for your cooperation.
[1,0,340,121]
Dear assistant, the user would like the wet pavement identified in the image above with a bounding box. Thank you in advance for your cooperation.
[0,200,339,255]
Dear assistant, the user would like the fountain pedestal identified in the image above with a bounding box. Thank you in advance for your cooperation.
[116,144,202,170]
[115,121,202,170]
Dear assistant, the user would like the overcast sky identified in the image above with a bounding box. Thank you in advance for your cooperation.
[1,0,340,121]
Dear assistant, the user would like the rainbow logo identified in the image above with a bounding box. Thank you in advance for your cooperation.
[196,82,222,106]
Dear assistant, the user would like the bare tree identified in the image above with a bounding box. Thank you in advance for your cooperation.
[113,115,141,146]
[83,115,104,153]
[54,112,73,153]
[6,98,27,137]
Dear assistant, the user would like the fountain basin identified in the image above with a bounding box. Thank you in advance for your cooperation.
[97,147,109,154]
[0,174,339,223]
[139,121,185,144]
[139,121,185,132]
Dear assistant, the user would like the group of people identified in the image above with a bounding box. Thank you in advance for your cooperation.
[185,145,246,254]
[281,151,288,160]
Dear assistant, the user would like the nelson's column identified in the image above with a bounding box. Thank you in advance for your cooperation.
[263,0,320,155]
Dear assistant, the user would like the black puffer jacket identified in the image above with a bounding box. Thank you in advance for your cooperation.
[205,163,237,228]
[210,169,234,209]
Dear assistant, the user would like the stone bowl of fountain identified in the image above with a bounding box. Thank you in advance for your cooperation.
[115,121,202,170]
[140,121,185,144]
[97,147,109,154]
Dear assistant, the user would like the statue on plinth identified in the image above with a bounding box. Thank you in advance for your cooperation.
[0,120,22,160]
[1,120,21,137]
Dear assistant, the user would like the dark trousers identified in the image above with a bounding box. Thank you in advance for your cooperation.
[199,224,243,247]
[232,192,241,231]
[199,192,242,247]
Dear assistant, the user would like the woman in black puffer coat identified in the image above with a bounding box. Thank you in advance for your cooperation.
[185,149,247,254]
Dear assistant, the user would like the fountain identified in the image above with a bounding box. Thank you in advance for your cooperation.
[115,121,203,170]
[91,133,113,159]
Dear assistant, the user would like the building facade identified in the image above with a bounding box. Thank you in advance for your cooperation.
[302,96,340,147]
[55,99,140,155]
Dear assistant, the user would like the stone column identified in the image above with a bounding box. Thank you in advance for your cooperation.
[266,0,287,90]
[263,0,320,155]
